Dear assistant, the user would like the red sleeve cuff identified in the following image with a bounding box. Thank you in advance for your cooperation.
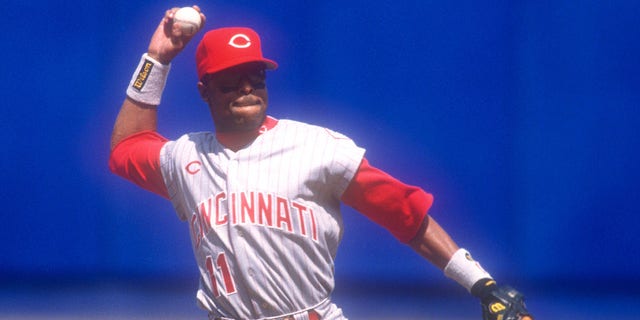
[341,158,434,243]
[109,131,170,199]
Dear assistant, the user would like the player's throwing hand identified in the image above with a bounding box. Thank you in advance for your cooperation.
[147,6,206,64]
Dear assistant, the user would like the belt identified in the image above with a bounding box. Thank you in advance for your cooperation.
[283,309,320,320]
[215,309,320,320]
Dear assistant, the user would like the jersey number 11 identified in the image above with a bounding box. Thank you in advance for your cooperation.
[206,253,237,297]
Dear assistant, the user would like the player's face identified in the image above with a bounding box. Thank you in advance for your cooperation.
[198,62,269,132]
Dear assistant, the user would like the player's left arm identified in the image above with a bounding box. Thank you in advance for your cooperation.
[409,218,533,320]
[408,214,458,269]
[343,158,533,319]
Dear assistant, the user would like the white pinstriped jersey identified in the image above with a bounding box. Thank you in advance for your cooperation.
[159,119,365,319]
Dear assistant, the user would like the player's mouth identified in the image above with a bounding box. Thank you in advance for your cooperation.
[232,97,263,108]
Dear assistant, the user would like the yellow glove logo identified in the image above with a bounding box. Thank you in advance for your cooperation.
[490,302,506,313]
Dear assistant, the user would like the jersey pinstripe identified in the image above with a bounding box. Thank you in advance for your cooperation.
[159,119,365,319]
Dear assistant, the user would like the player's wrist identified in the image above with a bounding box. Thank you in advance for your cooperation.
[145,51,165,64]
[443,248,493,293]
[126,53,171,106]
[470,277,497,300]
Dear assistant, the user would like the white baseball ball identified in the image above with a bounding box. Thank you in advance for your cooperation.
[174,7,202,36]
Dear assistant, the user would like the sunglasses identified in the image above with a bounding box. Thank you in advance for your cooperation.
[204,69,267,94]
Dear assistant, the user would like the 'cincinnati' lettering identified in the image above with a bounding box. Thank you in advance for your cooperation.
[191,191,318,248]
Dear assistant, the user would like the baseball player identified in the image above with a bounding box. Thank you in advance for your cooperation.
[109,6,533,320]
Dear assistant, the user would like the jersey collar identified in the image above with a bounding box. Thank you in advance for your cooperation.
[216,116,278,151]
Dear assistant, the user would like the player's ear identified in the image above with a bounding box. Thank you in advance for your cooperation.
[197,81,209,102]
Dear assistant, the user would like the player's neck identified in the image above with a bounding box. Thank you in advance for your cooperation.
[216,116,278,151]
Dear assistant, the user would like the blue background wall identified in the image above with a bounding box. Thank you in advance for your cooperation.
[2,0,639,299]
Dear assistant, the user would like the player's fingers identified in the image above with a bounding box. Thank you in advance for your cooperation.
[199,13,207,30]
[166,7,181,19]
[164,7,180,36]
[148,7,187,64]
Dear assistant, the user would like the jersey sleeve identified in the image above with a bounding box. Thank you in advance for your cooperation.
[109,130,170,199]
[341,158,434,243]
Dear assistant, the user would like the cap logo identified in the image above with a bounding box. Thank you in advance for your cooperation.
[228,34,251,48]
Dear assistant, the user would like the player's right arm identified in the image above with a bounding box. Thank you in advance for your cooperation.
[109,7,205,197]
[110,6,206,150]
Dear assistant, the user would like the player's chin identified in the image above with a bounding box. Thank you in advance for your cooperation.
[231,104,264,121]
[231,110,266,130]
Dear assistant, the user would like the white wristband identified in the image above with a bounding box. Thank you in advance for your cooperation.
[444,248,492,292]
[126,53,171,106]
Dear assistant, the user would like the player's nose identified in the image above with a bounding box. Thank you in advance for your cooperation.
[238,78,254,95]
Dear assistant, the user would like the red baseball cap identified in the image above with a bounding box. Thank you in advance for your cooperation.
[196,27,278,80]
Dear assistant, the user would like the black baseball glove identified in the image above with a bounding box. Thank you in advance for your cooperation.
[471,279,533,320]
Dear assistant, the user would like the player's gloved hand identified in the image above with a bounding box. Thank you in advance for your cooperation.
[471,278,533,320]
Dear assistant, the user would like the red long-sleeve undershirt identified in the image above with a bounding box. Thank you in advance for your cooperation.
[109,131,432,243]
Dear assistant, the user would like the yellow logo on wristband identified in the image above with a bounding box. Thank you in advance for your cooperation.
[490,302,506,313]
[465,252,473,261]
[133,60,154,91]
